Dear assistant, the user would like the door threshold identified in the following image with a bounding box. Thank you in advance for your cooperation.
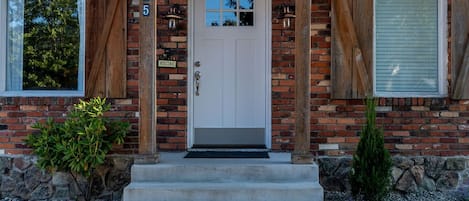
[188,148,270,152]
[192,144,267,149]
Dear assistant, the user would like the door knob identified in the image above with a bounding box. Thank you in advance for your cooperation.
[194,61,201,67]
[194,71,201,96]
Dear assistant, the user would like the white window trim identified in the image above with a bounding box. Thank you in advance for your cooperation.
[0,0,85,97]
[373,0,448,98]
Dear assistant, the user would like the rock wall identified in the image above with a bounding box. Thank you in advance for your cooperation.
[1,155,468,200]
[0,155,133,201]
[319,156,469,195]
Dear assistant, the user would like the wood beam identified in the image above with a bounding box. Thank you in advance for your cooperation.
[138,0,159,164]
[453,34,469,99]
[292,0,313,164]
[452,0,469,99]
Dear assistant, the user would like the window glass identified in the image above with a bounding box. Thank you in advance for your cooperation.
[223,0,237,10]
[206,0,254,27]
[375,0,440,94]
[222,12,237,26]
[206,0,219,10]
[239,0,253,9]
[239,12,253,26]
[206,12,220,26]
[5,0,84,92]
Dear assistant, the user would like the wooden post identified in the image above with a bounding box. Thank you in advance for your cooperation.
[292,0,313,164]
[137,0,159,164]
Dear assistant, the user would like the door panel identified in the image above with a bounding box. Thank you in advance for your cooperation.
[193,0,267,147]
[235,39,265,127]
[194,39,224,126]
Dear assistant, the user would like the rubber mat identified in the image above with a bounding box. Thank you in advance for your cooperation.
[184,151,269,158]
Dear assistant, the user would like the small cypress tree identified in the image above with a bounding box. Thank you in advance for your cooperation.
[350,97,392,201]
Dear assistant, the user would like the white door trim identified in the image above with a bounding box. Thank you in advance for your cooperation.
[187,0,272,149]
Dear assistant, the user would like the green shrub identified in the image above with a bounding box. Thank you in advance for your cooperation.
[26,97,129,200]
[350,97,392,201]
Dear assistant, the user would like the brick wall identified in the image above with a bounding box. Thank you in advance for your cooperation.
[272,0,331,151]
[0,97,140,155]
[2,0,468,157]
[307,0,467,157]
[271,0,296,150]
[154,0,469,157]
[156,0,189,150]
[308,0,469,157]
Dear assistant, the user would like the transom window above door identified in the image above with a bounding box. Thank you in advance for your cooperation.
[206,0,254,27]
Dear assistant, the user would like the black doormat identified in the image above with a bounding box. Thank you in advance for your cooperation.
[184,151,269,158]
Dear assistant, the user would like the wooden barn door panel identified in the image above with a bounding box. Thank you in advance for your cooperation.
[85,0,127,98]
[452,0,469,99]
[331,0,373,99]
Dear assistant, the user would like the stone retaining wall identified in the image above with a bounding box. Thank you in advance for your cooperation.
[0,155,133,201]
[1,155,468,200]
[319,156,469,196]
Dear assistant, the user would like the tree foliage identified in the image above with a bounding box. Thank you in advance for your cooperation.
[350,97,392,201]
[22,0,80,90]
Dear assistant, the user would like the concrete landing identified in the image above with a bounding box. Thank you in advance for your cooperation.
[123,152,324,201]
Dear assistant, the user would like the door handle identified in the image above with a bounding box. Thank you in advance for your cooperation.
[194,71,202,96]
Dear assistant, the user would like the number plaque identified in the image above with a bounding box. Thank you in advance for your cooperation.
[142,4,150,16]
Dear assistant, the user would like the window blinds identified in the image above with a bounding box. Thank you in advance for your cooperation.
[6,0,24,91]
[375,0,439,94]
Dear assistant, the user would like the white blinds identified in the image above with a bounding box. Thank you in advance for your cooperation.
[78,0,84,92]
[375,0,439,94]
[6,0,24,91]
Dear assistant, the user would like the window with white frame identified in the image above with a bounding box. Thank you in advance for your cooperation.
[0,0,85,97]
[374,0,447,97]
[205,0,254,27]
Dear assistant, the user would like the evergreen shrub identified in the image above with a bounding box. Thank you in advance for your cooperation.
[350,97,392,201]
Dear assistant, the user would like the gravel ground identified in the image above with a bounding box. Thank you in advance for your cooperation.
[325,191,467,201]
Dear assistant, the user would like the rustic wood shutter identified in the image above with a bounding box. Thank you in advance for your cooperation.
[85,0,127,98]
[452,0,469,99]
[331,0,373,99]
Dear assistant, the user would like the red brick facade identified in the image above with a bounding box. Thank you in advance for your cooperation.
[1,0,468,157]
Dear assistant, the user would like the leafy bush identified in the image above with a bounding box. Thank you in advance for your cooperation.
[350,97,392,201]
[26,97,129,199]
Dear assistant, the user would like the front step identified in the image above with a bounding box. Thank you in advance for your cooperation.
[130,163,319,182]
[123,153,324,201]
[124,182,323,201]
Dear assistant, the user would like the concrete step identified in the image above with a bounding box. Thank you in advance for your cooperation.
[123,153,324,201]
[124,181,324,201]
[130,163,319,182]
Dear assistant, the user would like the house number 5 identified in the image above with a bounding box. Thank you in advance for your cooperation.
[143,4,150,16]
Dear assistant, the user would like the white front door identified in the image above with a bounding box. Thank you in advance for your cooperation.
[191,0,269,148]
